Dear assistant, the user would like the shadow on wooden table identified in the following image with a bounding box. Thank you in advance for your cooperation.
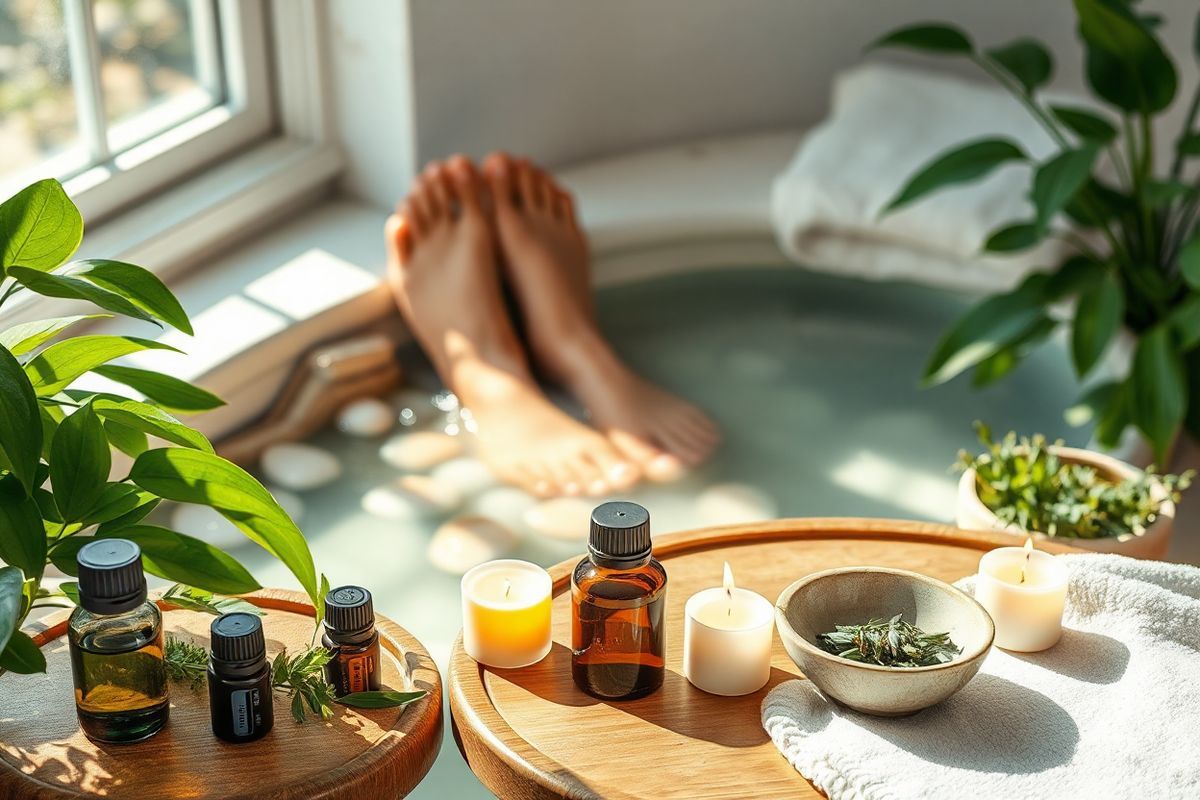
[496,643,798,748]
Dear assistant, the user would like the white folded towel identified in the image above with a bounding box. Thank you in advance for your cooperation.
[772,64,1068,292]
[762,554,1200,799]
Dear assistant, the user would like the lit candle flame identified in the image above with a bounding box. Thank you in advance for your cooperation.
[1019,537,1034,585]
[723,562,735,615]
[503,578,512,600]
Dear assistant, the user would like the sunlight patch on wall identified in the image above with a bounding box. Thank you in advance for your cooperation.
[245,248,381,321]
[830,450,957,521]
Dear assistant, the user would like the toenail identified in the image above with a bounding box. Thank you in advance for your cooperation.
[588,479,607,495]
[563,481,581,496]
[609,463,632,481]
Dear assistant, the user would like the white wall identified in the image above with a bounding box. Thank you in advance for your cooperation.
[328,0,1199,210]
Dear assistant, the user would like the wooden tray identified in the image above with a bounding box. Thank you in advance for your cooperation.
[448,518,1080,800]
[0,589,443,800]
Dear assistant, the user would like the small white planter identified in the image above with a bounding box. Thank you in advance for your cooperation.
[956,445,1176,560]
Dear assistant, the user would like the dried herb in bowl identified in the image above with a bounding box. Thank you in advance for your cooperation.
[817,614,961,667]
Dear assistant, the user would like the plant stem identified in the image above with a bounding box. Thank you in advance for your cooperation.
[1170,85,1200,181]
[1140,113,1158,266]
[971,56,1069,149]
[0,280,20,310]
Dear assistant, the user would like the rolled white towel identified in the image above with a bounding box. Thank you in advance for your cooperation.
[772,63,1068,292]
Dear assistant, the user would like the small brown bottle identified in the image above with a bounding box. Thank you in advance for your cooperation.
[571,501,667,700]
[322,585,382,696]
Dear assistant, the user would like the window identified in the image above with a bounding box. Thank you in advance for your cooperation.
[0,0,271,222]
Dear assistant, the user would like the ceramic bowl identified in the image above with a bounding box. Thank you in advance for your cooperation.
[775,566,994,716]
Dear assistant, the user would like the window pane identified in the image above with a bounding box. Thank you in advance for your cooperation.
[95,0,220,153]
[0,0,85,183]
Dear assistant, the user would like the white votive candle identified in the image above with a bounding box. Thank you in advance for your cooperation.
[461,559,553,668]
[683,563,774,696]
[976,539,1068,652]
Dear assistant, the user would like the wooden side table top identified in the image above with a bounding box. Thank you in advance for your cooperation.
[448,517,1080,800]
[0,589,443,800]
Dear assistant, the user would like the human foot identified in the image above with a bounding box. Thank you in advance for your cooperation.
[482,152,720,478]
[385,157,637,496]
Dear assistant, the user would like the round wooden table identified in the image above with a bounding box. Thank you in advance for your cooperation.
[0,590,443,799]
[448,518,1079,800]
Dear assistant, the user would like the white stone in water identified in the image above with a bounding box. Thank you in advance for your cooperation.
[524,497,594,541]
[336,397,394,437]
[468,487,538,530]
[260,442,342,491]
[427,515,518,574]
[696,483,778,525]
[268,487,305,523]
[394,389,431,428]
[379,431,464,472]
[431,457,496,498]
[361,475,464,520]
[171,503,245,550]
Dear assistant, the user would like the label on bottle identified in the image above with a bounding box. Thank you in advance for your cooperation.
[346,654,372,693]
[230,688,261,736]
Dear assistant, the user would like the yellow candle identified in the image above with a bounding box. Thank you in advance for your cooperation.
[683,563,774,696]
[461,559,552,668]
[976,538,1068,652]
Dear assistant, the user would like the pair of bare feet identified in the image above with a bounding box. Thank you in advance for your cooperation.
[385,153,719,498]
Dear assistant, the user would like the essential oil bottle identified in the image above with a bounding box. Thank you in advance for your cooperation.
[322,585,381,696]
[67,539,169,743]
[208,612,274,743]
[571,501,667,700]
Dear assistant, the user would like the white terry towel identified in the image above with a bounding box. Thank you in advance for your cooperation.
[762,554,1200,799]
[772,64,1068,292]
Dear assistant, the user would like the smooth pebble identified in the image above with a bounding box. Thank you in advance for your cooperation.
[394,389,432,428]
[524,497,594,541]
[269,487,306,522]
[696,483,778,525]
[426,516,518,574]
[171,503,245,550]
[260,442,342,491]
[379,431,464,471]
[361,475,464,520]
[336,397,394,437]
[430,457,496,498]
[469,487,538,529]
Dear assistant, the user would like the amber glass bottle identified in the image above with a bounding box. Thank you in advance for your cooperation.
[322,585,381,696]
[571,501,667,700]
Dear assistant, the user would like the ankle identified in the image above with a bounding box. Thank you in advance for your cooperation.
[541,328,629,392]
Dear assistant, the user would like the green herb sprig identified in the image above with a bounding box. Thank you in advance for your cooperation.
[818,614,961,668]
[164,635,426,722]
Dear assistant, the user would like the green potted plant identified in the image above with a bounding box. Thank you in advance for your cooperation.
[0,178,328,675]
[872,0,1200,466]
[956,423,1191,558]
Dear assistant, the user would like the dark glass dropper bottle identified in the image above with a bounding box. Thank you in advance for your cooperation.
[67,539,169,743]
[322,585,381,696]
[208,612,274,743]
[571,501,667,700]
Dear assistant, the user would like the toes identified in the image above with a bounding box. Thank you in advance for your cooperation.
[399,199,426,239]
[585,446,639,491]
[644,453,686,483]
[607,428,688,482]
[483,152,515,208]
[384,213,412,263]
[566,455,606,497]
[553,190,576,224]
[515,158,545,209]
[422,163,452,219]
[447,155,483,215]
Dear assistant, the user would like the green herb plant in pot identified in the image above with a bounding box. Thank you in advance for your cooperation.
[872,1,1200,467]
[955,424,1192,559]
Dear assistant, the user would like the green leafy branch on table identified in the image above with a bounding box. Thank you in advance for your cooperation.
[871,0,1200,465]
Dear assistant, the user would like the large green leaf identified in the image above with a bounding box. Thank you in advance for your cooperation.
[103,419,149,458]
[0,179,82,276]
[884,138,1027,213]
[0,629,46,674]
[867,23,973,54]
[1174,132,1200,157]
[1186,350,1200,441]
[93,366,223,412]
[0,315,108,357]
[49,403,110,522]
[23,335,179,396]
[1130,326,1186,464]
[96,493,160,535]
[103,525,260,595]
[923,280,1048,386]
[986,39,1053,93]
[1064,178,1130,228]
[91,397,213,452]
[1045,255,1103,300]
[971,317,1057,388]
[7,267,158,326]
[983,221,1042,253]
[129,448,318,606]
[82,483,157,526]
[71,260,192,335]
[0,565,23,654]
[1049,105,1118,144]
[1074,0,1177,113]
[0,478,44,579]
[1180,233,1200,290]
[1031,147,1099,230]
[1168,293,1200,350]
[1065,380,1121,426]
[1071,270,1124,377]
[0,344,42,495]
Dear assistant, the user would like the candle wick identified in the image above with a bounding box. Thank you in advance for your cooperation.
[1019,552,1031,585]
[504,579,511,600]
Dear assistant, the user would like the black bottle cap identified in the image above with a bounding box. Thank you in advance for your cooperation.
[324,585,375,637]
[589,501,652,567]
[210,612,266,666]
[76,539,147,615]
